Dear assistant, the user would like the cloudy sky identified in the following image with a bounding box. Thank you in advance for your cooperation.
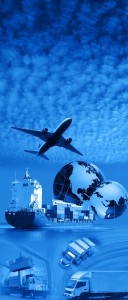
[0,0,128,215]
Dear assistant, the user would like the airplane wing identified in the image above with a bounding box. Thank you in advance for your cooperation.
[64,143,83,156]
[57,137,83,156]
[12,127,52,142]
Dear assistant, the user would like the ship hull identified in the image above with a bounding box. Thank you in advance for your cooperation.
[5,211,35,229]
[5,210,94,229]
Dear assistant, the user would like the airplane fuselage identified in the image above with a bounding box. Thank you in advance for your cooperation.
[38,118,72,155]
[54,118,72,136]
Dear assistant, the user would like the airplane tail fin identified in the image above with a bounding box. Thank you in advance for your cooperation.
[24,150,49,160]
[24,150,38,155]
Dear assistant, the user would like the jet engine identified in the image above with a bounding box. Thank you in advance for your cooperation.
[66,138,72,144]
[42,128,48,133]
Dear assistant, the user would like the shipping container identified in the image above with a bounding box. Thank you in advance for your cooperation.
[10,257,33,272]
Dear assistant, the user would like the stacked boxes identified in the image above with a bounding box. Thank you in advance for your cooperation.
[78,213,84,220]
[42,200,95,222]
[46,204,53,218]
[82,210,89,216]
[65,207,71,219]
[57,204,65,219]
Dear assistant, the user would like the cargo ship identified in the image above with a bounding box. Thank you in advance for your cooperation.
[5,169,96,229]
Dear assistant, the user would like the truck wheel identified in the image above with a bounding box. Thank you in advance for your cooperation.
[21,292,26,298]
[80,293,87,299]
[112,295,122,299]
[5,291,10,295]
[30,292,35,298]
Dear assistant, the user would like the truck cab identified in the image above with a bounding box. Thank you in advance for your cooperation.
[59,251,75,267]
[23,274,45,290]
[64,271,90,298]
[21,274,48,298]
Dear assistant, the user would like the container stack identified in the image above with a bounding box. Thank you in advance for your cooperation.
[42,200,95,222]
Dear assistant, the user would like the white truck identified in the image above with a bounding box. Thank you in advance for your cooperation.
[59,251,75,267]
[64,271,128,299]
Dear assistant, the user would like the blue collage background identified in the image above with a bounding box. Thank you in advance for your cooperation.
[0,0,128,299]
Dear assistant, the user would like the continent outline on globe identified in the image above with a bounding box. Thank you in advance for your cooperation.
[90,181,128,219]
[53,161,105,206]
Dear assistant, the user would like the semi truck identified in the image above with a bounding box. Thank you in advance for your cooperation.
[60,238,95,268]
[64,271,128,299]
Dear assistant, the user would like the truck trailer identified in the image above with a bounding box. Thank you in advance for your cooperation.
[64,270,128,299]
[68,242,87,265]
[75,239,91,256]
[82,237,95,248]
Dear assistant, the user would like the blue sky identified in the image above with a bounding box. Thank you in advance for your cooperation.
[0,0,128,218]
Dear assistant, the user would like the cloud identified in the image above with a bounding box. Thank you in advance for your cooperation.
[0,0,128,164]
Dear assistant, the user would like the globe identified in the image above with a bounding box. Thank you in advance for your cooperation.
[90,181,128,219]
[53,161,106,205]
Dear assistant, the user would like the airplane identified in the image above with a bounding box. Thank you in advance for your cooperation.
[12,117,83,160]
